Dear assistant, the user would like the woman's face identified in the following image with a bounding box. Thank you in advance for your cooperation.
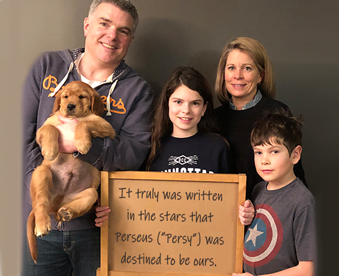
[224,49,262,109]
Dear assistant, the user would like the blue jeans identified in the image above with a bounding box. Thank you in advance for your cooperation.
[23,228,100,276]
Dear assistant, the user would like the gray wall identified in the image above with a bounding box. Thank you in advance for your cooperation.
[1,0,337,275]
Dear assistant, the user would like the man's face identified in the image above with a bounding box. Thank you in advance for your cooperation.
[84,3,134,68]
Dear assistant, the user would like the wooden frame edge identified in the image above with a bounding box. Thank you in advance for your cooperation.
[98,171,246,276]
[106,171,241,183]
[235,174,246,273]
[99,171,109,276]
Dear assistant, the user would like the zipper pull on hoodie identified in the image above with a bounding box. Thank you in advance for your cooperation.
[48,62,74,97]
[106,79,118,116]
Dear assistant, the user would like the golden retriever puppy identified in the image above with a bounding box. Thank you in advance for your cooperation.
[27,81,115,263]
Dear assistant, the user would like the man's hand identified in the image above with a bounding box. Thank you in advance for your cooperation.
[57,115,78,153]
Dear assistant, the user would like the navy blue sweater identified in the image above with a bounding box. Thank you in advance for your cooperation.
[215,96,306,200]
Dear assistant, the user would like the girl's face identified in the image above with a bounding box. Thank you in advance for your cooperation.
[168,85,207,138]
[224,49,262,109]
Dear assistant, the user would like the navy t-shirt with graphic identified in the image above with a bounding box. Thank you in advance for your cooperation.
[150,132,232,174]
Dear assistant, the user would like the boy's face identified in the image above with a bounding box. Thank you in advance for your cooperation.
[253,141,301,188]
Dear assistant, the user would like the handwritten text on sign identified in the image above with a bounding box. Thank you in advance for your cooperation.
[108,179,239,274]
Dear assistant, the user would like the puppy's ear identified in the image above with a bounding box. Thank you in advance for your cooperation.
[91,88,104,116]
[51,90,62,115]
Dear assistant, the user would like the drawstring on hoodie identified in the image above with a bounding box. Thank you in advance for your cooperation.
[106,79,118,116]
[48,62,74,97]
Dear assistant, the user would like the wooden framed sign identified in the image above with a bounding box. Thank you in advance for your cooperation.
[97,171,246,276]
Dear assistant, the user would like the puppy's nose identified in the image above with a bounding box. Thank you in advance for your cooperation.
[67,104,76,111]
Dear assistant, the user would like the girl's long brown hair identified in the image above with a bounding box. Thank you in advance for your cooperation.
[146,66,217,170]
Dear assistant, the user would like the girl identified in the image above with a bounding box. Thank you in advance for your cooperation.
[96,66,254,226]
[146,66,232,173]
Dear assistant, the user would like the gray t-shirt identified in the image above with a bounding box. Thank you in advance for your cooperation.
[243,178,316,274]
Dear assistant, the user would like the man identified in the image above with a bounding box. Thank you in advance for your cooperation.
[22,1,153,275]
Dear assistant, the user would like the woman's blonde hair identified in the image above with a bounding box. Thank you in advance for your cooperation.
[215,37,276,104]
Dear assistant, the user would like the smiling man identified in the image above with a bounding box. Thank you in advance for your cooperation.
[22,1,153,275]
[82,1,136,80]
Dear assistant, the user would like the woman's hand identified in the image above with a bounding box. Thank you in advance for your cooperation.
[95,198,111,227]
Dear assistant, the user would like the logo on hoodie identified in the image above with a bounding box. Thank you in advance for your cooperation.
[43,75,59,93]
[101,96,126,114]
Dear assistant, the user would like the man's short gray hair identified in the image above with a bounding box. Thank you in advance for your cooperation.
[89,0,139,33]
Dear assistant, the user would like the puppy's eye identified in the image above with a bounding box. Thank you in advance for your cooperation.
[63,95,68,99]
[79,95,85,99]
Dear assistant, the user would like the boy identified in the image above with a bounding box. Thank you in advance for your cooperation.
[233,111,316,276]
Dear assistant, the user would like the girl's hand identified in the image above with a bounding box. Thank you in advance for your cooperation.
[232,273,254,276]
[95,198,111,227]
[239,199,255,225]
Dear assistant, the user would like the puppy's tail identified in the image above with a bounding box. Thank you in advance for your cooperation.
[27,211,37,263]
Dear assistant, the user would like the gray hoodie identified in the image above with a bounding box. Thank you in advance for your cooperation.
[22,48,154,231]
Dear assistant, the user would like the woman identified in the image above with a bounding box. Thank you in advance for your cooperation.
[214,37,305,200]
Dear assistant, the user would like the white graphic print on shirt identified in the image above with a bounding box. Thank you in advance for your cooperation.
[168,155,198,166]
[163,154,213,173]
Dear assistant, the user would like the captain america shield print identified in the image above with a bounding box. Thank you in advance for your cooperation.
[244,204,283,267]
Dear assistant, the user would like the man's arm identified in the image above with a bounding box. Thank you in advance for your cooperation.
[22,55,47,223]
[78,91,154,171]
[22,56,45,181]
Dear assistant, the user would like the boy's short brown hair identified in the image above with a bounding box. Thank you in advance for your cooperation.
[250,109,303,155]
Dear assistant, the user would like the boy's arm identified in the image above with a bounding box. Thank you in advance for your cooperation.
[232,260,314,276]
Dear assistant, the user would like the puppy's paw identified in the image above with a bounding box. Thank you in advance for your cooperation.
[35,215,51,237]
[109,130,116,139]
[41,146,58,161]
[57,207,73,222]
[74,139,92,155]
